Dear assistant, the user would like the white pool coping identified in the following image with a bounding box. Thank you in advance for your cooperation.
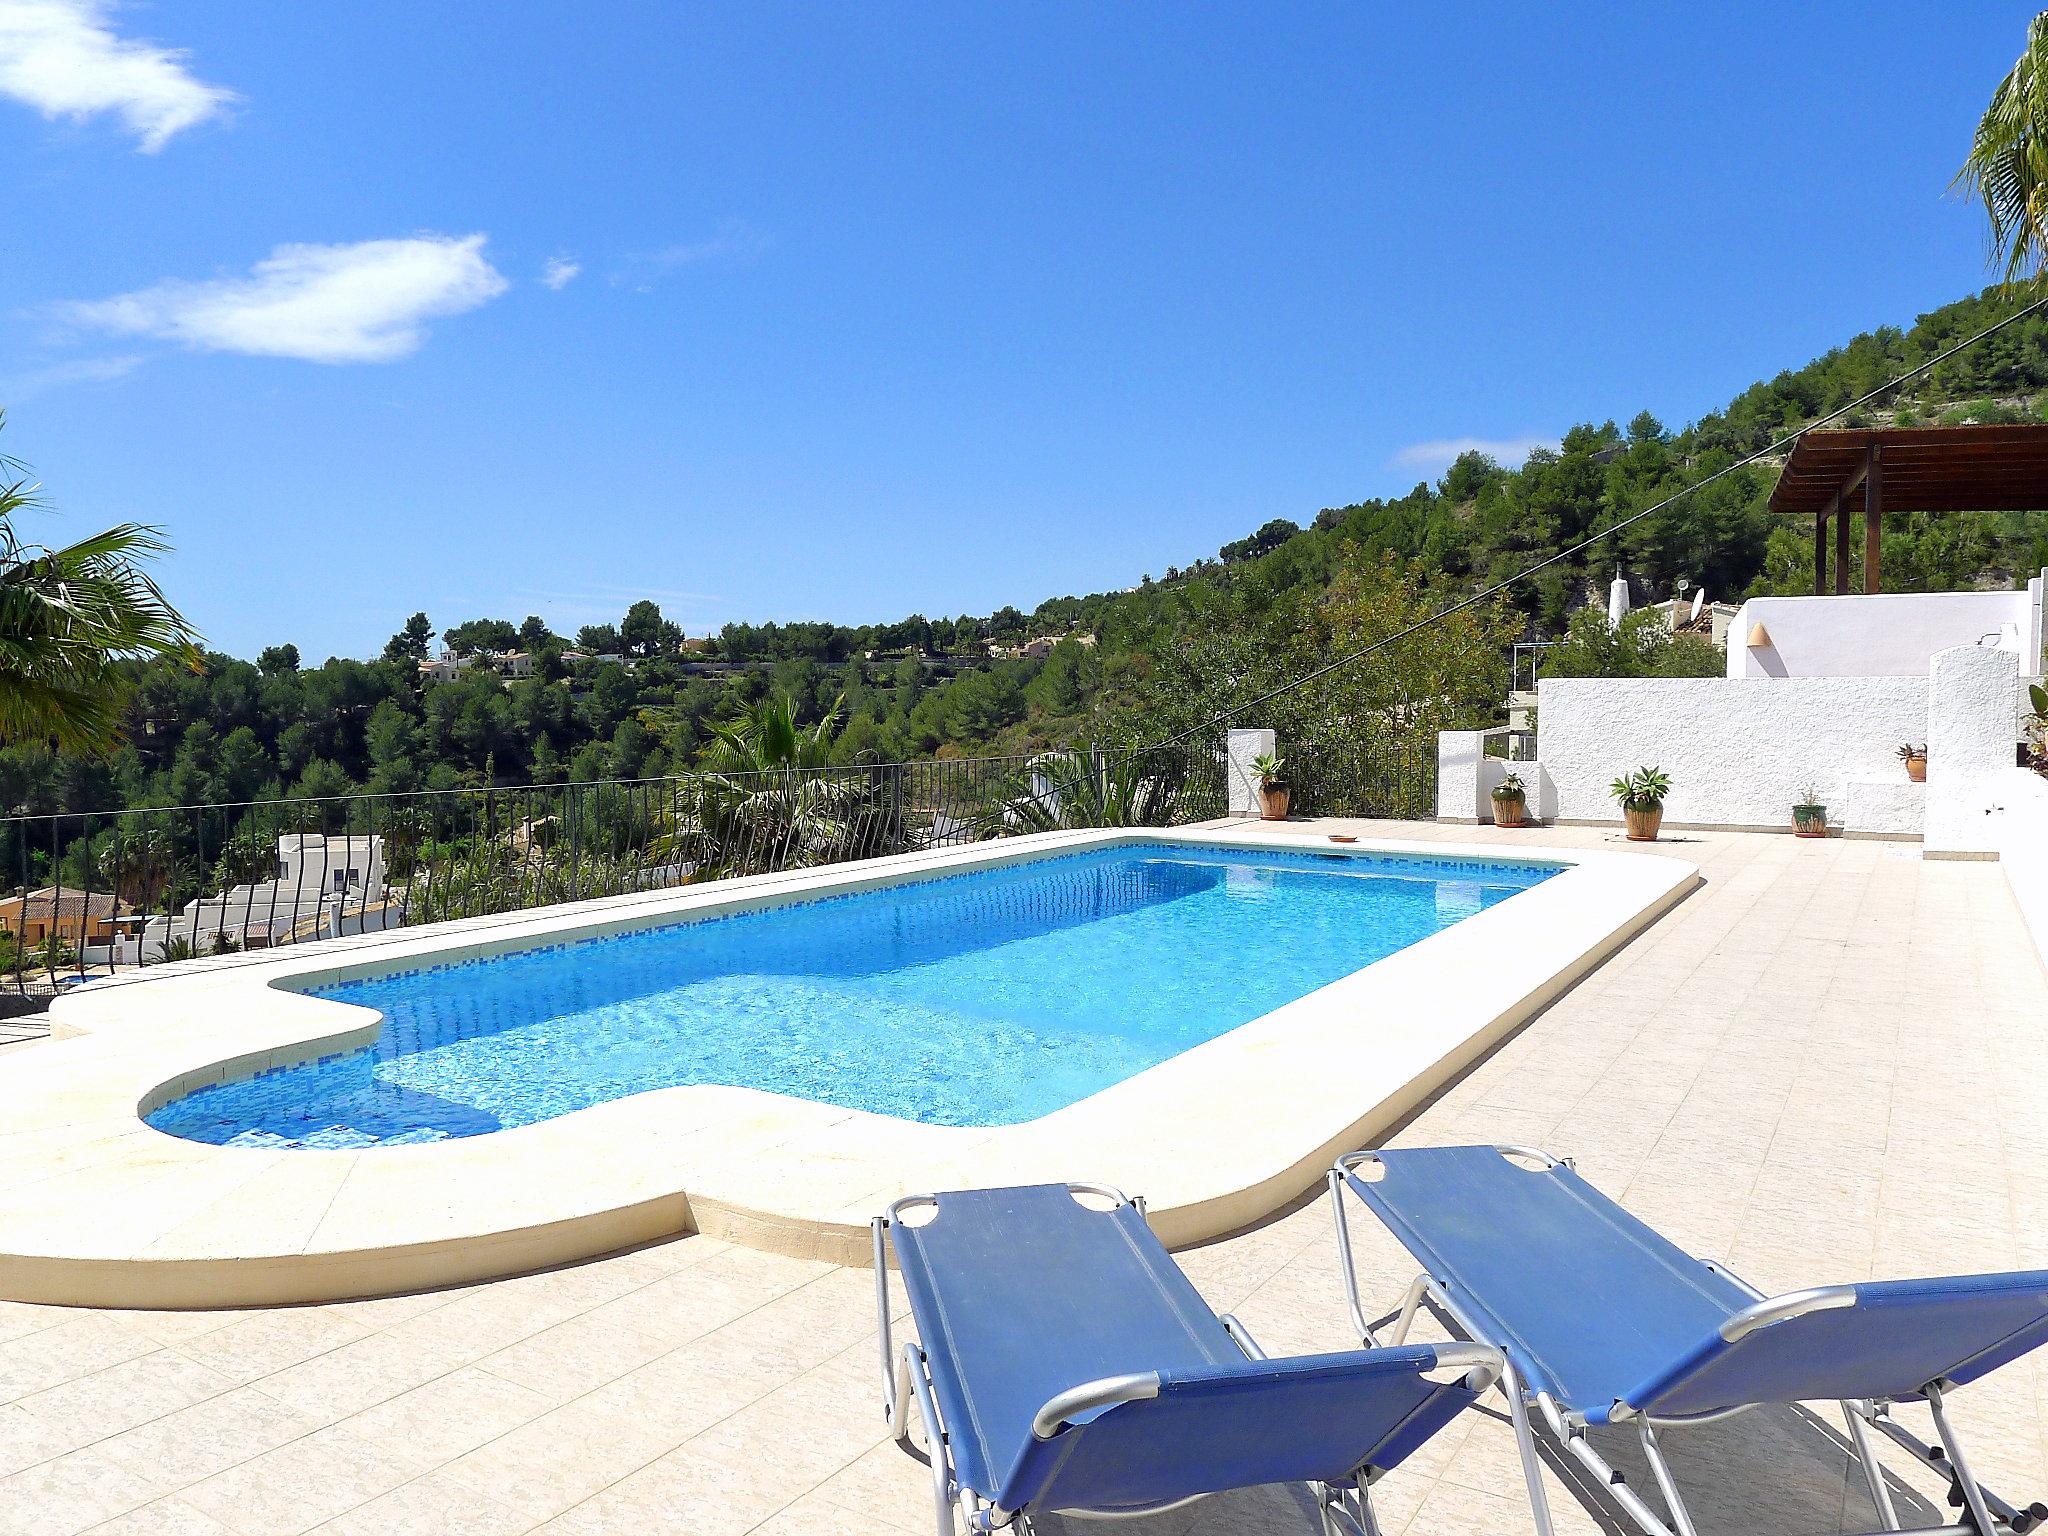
[0,825,1696,1307]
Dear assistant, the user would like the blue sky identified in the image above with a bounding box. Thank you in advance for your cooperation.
[0,4,2037,659]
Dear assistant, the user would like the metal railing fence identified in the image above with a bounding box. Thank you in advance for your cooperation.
[0,729,1431,999]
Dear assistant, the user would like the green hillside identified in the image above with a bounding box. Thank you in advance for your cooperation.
[9,287,2048,822]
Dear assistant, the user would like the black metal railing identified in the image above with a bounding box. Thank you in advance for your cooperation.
[0,736,1243,999]
[1285,735,1439,822]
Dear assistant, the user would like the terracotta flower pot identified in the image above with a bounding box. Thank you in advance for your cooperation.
[1259,783,1290,821]
[1623,803,1663,841]
[1491,793,1526,828]
[1793,806,1828,838]
[1904,756,1927,783]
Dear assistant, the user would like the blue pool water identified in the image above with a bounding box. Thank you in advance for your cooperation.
[146,843,1556,1147]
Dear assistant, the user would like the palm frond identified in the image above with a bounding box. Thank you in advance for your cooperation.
[0,416,202,756]
[1955,13,2048,286]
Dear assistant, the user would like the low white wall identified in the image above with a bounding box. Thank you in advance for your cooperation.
[1729,579,2044,679]
[1536,675,1929,828]
[1992,767,2048,974]
[1435,731,1554,822]
[1224,728,1275,817]
[1436,731,1488,821]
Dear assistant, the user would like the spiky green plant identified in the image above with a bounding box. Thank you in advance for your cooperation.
[997,747,1186,834]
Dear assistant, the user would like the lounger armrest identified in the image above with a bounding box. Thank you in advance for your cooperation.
[1620,1271,2048,1421]
[997,1343,1497,1515]
[1032,1373,1162,1438]
[1718,1286,1857,1342]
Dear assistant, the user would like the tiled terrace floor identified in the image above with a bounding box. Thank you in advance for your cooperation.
[0,821,2044,1536]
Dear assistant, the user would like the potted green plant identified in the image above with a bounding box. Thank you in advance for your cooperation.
[1491,771,1528,828]
[2027,684,2048,779]
[1249,751,1289,821]
[1608,766,1671,841]
[1793,786,1828,838]
[1896,742,1927,783]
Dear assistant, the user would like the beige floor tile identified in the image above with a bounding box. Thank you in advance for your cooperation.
[175,1426,427,1536]
[0,1445,162,1535]
[96,1382,328,1489]
[339,1365,556,1465]
[15,1348,238,1448]
[438,1397,680,1521]
[81,1501,238,1536]
[168,1310,374,1388]
[305,1467,537,1536]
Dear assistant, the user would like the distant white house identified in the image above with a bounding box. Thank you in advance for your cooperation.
[493,650,535,678]
[127,834,400,962]
[1653,595,1741,649]
[419,648,472,684]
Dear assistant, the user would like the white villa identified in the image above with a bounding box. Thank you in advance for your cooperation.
[125,832,399,961]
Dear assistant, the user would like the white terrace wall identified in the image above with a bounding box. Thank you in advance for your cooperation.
[1533,674,1929,830]
[1728,575,2045,679]
[1521,643,2020,845]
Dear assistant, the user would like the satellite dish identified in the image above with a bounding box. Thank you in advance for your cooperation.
[1689,590,1707,624]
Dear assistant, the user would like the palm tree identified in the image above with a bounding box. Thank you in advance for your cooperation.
[0,414,201,758]
[678,694,897,876]
[1957,12,2048,284]
[97,825,182,909]
[699,693,840,776]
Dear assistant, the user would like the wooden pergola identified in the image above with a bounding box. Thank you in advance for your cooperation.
[1768,423,2048,593]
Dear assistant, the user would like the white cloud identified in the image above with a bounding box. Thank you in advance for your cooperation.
[540,256,581,291]
[59,234,510,363]
[1391,435,1557,476]
[0,351,142,400]
[0,0,234,151]
[614,219,770,288]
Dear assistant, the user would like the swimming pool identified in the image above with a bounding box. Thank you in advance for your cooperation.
[145,842,1557,1148]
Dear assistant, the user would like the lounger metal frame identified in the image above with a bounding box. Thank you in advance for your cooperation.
[874,1182,1500,1536]
[1331,1146,2045,1536]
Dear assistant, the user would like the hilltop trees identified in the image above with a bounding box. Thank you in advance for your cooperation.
[383,613,434,663]
[620,600,681,658]
[442,618,519,656]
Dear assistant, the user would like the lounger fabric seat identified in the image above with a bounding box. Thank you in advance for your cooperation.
[1335,1143,2048,1536]
[1626,1268,2048,1420]
[886,1182,1484,1517]
[1344,1145,2048,1424]
[1347,1144,1753,1421]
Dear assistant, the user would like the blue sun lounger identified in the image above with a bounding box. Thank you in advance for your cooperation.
[873,1182,1503,1535]
[1331,1144,2048,1536]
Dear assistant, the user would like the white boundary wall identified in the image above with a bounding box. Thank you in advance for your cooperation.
[1498,643,2020,847]
[1533,674,1928,829]
[1728,575,2045,679]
